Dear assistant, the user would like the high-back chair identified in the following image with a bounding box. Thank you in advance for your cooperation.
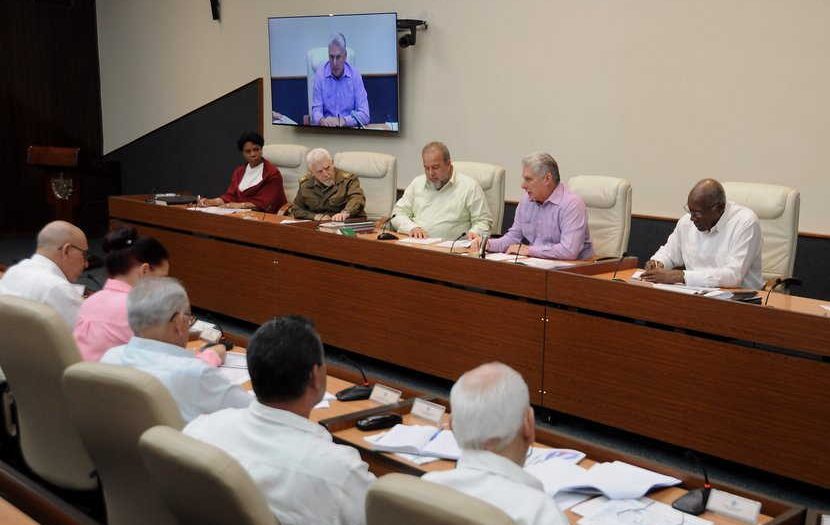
[567,175,632,258]
[366,473,514,525]
[262,144,309,205]
[0,295,96,491]
[453,161,506,233]
[333,151,397,218]
[139,425,278,525]
[63,362,185,525]
[722,182,800,281]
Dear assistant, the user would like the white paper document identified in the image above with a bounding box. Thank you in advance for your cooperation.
[222,351,247,369]
[517,257,577,270]
[525,460,681,500]
[218,367,250,386]
[188,206,243,215]
[631,270,644,280]
[485,252,520,262]
[652,284,733,300]
[574,496,713,525]
[397,237,444,245]
[525,447,586,466]
[435,239,472,249]
[313,392,337,409]
[279,219,312,224]
[364,424,461,460]
[819,305,830,313]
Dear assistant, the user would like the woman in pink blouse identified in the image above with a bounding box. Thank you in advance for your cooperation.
[73,228,221,366]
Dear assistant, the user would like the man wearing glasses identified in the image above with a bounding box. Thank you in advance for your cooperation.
[642,179,763,289]
[101,277,251,422]
[0,220,89,326]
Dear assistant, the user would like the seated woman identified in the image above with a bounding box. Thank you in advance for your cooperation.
[197,131,287,213]
[73,227,224,366]
[292,148,366,221]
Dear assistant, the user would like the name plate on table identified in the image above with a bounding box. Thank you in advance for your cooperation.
[369,384,402,405]
[411,398,445,424]
[706,489,761,524]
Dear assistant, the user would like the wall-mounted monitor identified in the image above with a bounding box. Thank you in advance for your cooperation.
[268,12,399,132]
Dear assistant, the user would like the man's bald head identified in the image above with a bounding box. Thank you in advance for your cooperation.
[686,179,727,232]
[36,221,88,282]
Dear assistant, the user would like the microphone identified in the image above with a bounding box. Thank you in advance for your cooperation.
[478,233,490,259]
[448,232,467,254]
[513,242,525,264]
[671,451,711,515]
[764,277,802,306]
[376,215,398,241]
[610,252,632,282]
[335,354,373,401]
[350,110,366,129]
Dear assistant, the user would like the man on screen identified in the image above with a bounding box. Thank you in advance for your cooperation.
[311,33,370,128]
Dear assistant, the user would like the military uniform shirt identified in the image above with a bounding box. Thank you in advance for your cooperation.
[292,169,366,219]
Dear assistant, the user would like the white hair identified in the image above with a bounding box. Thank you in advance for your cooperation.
[521,152,560,183]
[450,362,529,451]
[328,33,347,52]
[127,277,189,334]
[306,148,332,169]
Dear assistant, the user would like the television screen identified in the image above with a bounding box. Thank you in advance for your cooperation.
[268,13,399,132]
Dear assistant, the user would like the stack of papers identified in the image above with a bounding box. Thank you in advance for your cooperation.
[651,284,733,300]
[218,352,250,385]
[364,424,461,460]
[187,206,243,215]
[435,239,472,249]
[517,257,577,270]
[397,237,443,245]
[573,496,713,525]
[525,447,586,466]
[484,252,520,262]
[525,460,680,499]
[313,392,337,409]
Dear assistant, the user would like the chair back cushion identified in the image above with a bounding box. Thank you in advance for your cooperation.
[723,181,800,280]
[139,426,277,525]
[568,175,632,258]
[334,151,397,217]
[366,473,514,525]
[63,362,184,525]
[453,161,506,233]
[262,144,309,202]
[0,295,96,490]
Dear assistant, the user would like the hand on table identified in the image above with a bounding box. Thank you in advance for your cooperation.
[644,260,664,271]
[331,211,350,222]
[506,244,529,256]
[320,116,340,127]
[641,268,685,284]
[409,227,428,239]
[201,343,227,364]
[198,197,222,207]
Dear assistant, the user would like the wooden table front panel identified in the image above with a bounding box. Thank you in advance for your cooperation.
[271,252,546,403]
[543,308,830,488]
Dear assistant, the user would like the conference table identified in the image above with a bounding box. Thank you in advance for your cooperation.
[109,195,830,488]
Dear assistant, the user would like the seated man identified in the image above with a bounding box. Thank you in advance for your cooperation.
[101,277,250,422]
[0,220,88,326]
[292,148,366,221]
[185,316,374,525]
[472,153,592,260]
[423,363,568,525]
[311,33,370,128]
[392,141,493,240]
[642,178,763,289]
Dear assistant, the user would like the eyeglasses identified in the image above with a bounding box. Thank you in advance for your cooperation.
[170,310,197,327]
[66,244,89,258]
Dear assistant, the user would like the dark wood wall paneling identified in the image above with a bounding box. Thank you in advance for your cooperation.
[0,0,117,238]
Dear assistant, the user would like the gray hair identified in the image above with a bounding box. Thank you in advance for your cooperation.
[450,362,530,451]
[127,277,189,334]
[422,141,451,162]
[306,148,332,169]
[328,33,347,52]
[521,152,560,183]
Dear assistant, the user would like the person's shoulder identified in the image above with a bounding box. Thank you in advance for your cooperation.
[185,406,244,435]
[100,344,128,364]
[407,174,427,188]
[262,160,282,178]
[729,202,760,225]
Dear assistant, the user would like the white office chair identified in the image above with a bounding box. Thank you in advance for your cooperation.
[567,175,632,258]
[333,151,397,218]
[262,144,309,204]
[306,47,356,123]
[722,182,800,281]
[366,473,514,525]
[453,161,506,233]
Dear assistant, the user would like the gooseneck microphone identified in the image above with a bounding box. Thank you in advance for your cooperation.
[335,354,373,401]
[478,233,490,259]
[671,451,711,515]
[376,214,398,241]
[764,277,802,306]
[610,252,631,282]
[513,243,524,264]
[448,232,467,254]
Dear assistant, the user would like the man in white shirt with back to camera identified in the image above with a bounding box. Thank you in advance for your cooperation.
[101,277,249,422]
[642,178,763,289]
[423,362,569,525]
[391,141,492,240]
[0,220,88,327]
[184,315,375,525]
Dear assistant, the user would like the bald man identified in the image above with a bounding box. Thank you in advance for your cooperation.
[0,221,88,326]
[642,179,763,289]
[423,363,568,525]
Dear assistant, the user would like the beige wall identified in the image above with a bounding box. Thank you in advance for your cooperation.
[98,0,830,234]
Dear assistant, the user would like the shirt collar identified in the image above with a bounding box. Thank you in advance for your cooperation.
[457,449,544,491]
[324,61,353,79]
[103,278,132,293]
[128,336,192,358]
[544,182,565,206]
[249,400,331,439]
[312,169,343,189]
[423,169,456,192]
[31,253,69,281]
[707,201,733,234]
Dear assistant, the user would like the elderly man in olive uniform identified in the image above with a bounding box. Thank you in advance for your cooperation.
[291,148,366,221]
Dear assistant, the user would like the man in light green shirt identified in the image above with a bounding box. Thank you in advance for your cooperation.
[391,142,493,240]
